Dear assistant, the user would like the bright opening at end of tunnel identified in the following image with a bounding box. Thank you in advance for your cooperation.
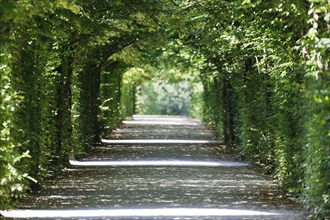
[69,159,249,167]
[1,208,280,218]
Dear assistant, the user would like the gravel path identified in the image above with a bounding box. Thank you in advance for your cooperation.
[1,115,309,219]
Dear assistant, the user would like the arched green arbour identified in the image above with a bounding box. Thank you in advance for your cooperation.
[0,0,328,217]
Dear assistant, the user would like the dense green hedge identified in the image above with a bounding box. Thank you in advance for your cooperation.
[0,0,153,208]
[120,70,137,119]
[180,1,329,217]
[99,62,129,138]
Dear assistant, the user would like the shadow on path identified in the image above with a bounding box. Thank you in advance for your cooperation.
[1,115,309,219]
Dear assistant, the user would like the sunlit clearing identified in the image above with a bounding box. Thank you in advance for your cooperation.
[1,208,279,218]
[69,160,249,167]
[101,139,222,144]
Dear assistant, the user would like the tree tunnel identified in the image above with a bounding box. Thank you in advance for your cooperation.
[0,0,329,217]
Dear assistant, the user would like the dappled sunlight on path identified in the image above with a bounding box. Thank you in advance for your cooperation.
[1,115,308,219]
[69,159,249,167]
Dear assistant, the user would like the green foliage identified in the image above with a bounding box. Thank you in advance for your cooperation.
[175,1,329,216]
[0,1,31,208]
[176,0,329,217]
[0,44,30,208]
[131,40,205,117]
[0,0,329,217]
[121,69,137,118]
[136,80,192,115]
[0,0,172,208]
[99,62,129,137]
[300,1,330,217]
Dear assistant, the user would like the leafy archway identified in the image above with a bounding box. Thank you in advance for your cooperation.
[0,0,329,217]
